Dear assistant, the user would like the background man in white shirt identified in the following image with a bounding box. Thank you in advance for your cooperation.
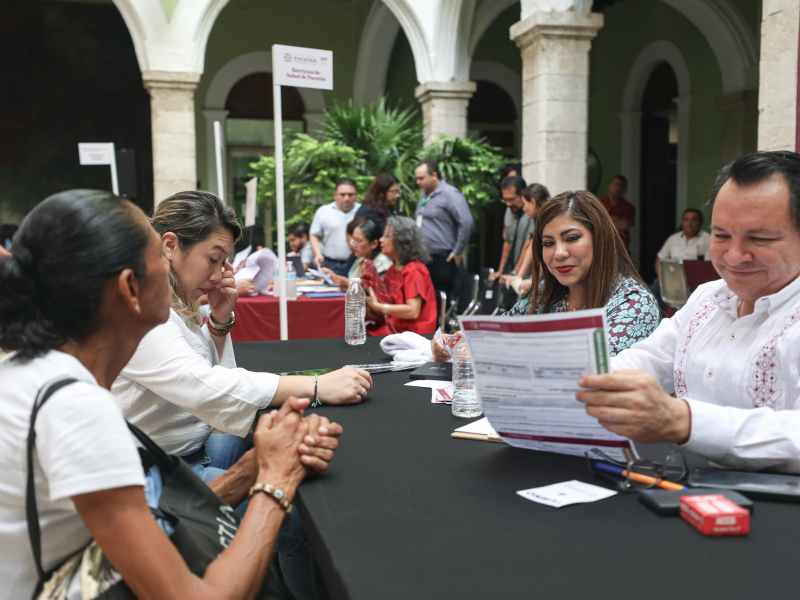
[310,179,360,276]
[578,150,800,472]
[655,208,711,276]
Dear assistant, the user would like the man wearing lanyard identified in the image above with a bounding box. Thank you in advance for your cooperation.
[414,159,474,299]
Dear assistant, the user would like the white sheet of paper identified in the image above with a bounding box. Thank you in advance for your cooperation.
[232,246,252,270]
[404,380,452,390]
[459,309,631,461]
[517,480,617,508]
[404,380,454,404]
[453,417,498,438]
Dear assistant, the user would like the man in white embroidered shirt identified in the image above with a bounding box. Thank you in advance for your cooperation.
[578,151,800,473]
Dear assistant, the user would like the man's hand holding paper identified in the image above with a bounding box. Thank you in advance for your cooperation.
[577,369,691,444]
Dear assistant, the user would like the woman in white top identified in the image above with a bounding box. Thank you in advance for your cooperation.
[0,189,337,598]
[113,191,372,482]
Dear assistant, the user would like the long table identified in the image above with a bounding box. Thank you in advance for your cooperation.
[235,338,797,599]
[232,295,345,342]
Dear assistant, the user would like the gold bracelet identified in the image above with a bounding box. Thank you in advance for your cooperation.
[249,482,293,512]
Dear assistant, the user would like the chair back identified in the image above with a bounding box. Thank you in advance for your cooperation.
[475,268,500,315]
[658,259,689,309]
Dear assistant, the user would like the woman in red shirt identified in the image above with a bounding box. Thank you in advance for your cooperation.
[367,215,438,335]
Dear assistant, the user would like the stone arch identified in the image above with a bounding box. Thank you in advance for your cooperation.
[111,0,164,72]
[660,0,757,94]
[620,40,691,262]
[202,51,326,193]
[469,60,522,127]
[469,0,518,56]
[382,0,433,82]
[353,2,401,103]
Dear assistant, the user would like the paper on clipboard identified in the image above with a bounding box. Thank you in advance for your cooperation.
[459,309,632,461]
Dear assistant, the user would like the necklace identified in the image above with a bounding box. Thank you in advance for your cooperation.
[566,297,587,311]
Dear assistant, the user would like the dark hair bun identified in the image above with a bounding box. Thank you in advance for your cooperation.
[0,190,150,360]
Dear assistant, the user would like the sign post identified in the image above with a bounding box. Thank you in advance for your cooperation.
[272,44,333,340]
[78,143,119,195]
[213,121,226,204]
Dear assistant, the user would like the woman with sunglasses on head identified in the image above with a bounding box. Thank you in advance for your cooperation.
[433,191,659,361]
[111,191,369,484]
[0,190,327,598]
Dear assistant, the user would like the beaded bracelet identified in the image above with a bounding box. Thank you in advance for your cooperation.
[208,311,236,336]
[249,482,292,512]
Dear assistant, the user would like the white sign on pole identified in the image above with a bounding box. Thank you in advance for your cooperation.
[272,44,334,341]
[244,177,258,227]
[213,121,226,204]
[273,44,333,91]
[78,142,119,195]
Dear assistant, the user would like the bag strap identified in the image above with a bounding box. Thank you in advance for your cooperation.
[26,377,78,583]
[126,421,176,474]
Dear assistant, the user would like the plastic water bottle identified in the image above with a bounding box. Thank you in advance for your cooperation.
[345,277,366,345]
[452,336,482,418]
[286,262,298,300]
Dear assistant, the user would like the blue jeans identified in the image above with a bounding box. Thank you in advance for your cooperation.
[186,432,320,600]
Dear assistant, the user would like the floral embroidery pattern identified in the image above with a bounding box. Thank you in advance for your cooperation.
[747,307,800,409]
[673,301,719,397]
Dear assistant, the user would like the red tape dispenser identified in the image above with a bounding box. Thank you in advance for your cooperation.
[680,494,750,537]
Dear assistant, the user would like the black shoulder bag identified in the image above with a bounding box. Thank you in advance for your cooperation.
[26,378,244,599]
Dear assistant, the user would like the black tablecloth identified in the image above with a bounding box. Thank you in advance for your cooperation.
[235,338,797,599]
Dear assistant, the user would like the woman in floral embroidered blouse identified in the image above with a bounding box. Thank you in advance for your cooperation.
[505,191,660,355]
[433,191,659,361]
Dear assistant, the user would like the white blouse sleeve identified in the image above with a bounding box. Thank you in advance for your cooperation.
[610,315,681,393]
[684,400,800,473]
[122,317,280,437]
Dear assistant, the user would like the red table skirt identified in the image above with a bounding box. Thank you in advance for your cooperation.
[232,295,345,341]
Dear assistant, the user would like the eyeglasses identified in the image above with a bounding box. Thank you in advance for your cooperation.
[585,447,688,493]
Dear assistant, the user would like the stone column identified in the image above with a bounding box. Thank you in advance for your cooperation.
[757,0,800,151]
[143,71,201,207]
[510,10,603,193]
[414,81,477,145]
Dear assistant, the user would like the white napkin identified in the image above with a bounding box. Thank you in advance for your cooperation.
[380,331,433,363]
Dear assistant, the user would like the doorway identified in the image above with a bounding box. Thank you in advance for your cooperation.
[639,62,678,283]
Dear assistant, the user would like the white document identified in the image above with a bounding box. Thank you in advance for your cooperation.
[232,246,252,270]
[459,309,631,461]
[404,380,454,404]
[517,480,617,508]
[452,417,499,439]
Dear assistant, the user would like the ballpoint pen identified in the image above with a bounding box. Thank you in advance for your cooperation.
[591,460,685,491]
